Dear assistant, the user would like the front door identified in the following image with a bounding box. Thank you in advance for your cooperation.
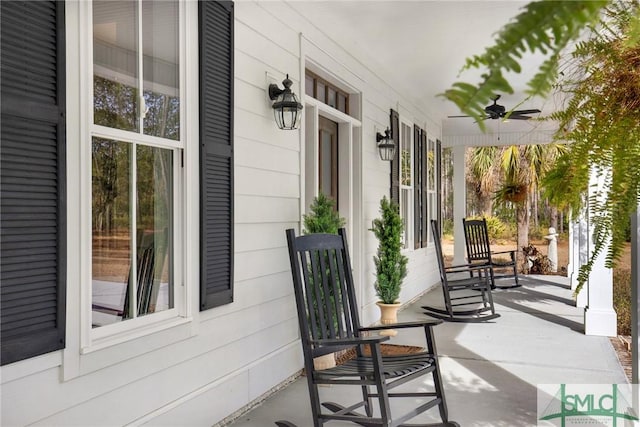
[318,116,339,209]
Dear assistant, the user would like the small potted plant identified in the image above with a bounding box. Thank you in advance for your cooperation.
[370,196,408,336]
[303,193,345,235]
[303,193,345,369]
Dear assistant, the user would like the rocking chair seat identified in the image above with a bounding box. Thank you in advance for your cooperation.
[318,352,435,380]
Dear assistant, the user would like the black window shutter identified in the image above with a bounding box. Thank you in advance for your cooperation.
[413,125,421,249]
[421,131,428,246]
[389,109,400,206]
[1,0,66,365]
[199,0,234,310]
[436,139,442,233]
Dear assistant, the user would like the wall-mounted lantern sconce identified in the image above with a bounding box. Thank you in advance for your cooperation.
[376,127,395,161]
[268,74,303,130]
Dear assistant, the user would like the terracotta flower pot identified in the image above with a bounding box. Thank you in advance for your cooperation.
[376,301,401,336]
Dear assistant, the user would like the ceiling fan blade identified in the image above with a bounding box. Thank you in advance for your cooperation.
[511,109,541,115]
[507,114,533,120]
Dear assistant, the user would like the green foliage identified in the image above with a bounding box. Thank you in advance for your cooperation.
[443,0,640,295]
[370,197,408,304]
[442,218,454,237]
[544,2,640,293]
[303,193,345,235]
[440,0,607,128]
[302,193,346,334]
[613,267,632,335]
[468,216,506,242]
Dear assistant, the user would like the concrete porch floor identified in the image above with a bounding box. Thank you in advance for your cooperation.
[224,275,627,427]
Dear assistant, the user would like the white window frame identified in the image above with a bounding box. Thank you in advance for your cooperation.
[75,0,195,352]
[427,138,437,244]
[399,120,413,250]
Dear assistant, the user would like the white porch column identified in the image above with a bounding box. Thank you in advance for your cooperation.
[452,145,466,265]
[584,168,617,336]
[572,211,589,308]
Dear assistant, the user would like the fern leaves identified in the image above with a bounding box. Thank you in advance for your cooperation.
[441,0,608,128]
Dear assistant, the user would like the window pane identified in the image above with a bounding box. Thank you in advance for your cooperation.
[316,82,326,103]
[401,189,411,249]
[136,145,174,316]
[91,138,174,327]
[92,138,132,327]
[401,123,411,186]
[327,88,336,108]
[142,0,180,140]
[337,94,347,114]
[93,1,139,131]
[305,74,314,97]
[427,139,435,190]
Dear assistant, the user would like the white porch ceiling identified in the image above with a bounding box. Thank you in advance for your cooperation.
[288,0,561,142]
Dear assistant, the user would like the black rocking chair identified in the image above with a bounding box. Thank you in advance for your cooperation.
[279,228,458,427]
[422,220,499,322]
[462,218,520,289]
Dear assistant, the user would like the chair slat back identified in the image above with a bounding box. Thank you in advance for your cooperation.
[463,218,492,263]
[286,228,361,356]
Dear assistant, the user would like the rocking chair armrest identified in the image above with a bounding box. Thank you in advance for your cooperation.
[310,335,390,347]
[360,319,443,332]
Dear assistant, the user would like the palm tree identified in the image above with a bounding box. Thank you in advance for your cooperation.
[487,143,566,266]
[467,146,499,216]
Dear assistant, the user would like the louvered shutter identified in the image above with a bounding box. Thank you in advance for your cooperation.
[1,0,66,365]
[421,131,428,246]
[413,125,421,249]
[436,139,442,233]
[199,0,234,310]
[390,109,400,205]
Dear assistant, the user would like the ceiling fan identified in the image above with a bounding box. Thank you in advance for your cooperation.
[448,95,541,121]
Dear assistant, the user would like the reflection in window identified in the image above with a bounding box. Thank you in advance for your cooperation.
[93,0,139,131]
[91,138,173,327]
[91,0,179,328]
[94,76,139,131]
[142,0,180,140]
[93,0,180,139]
[427,139,437,243]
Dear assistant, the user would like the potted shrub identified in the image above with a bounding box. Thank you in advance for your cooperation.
[370,196,408,336]
[303,193,345,235]
[302,193,345,369]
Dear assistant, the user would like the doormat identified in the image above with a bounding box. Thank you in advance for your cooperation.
[335,344,425,365]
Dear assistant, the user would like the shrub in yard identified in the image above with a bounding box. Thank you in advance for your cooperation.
[469,216,506,242]
[442,218,454,237]
[613,267,631,336]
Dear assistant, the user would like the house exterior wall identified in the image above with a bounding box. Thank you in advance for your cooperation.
[0,2,444,426]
